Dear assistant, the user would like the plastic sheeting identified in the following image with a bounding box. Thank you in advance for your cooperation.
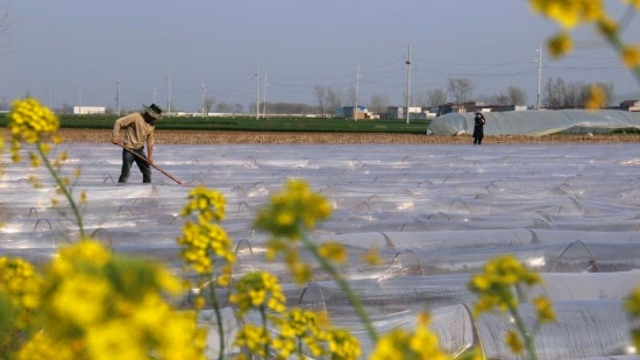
[427,109,640,136]
[2,142,640,359]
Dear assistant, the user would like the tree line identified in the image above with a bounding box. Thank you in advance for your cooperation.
[1,76,617,116]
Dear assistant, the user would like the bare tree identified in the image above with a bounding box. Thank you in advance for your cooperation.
[0,97,9,111]
[0,7,11,55]
[594,82,614,106]
[233,103,243,114]
[486,93,511,106]
[426,88,448,106]
[368,93,389,114]
[314,85,327,115]
[215,102,231,113]
[414,91,429,107]
[544,77,614,108]
[544,77,565,108]
[447,78,474,105]
[326,87,343,114]
[203,96,215,116]
[506,86,528,106]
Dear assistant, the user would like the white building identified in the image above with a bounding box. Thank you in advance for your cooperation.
[73,106,106,115]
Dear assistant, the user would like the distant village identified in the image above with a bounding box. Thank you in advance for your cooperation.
[70,99,640,119]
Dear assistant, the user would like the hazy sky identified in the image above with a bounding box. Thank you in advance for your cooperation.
[1,1,639,112]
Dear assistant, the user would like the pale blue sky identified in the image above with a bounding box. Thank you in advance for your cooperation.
[1,1,639,112]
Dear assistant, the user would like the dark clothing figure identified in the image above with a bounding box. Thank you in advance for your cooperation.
[473,113,485,145]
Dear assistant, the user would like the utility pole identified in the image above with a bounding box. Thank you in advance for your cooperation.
[536,41,543,110]
[78,83,82,107]
[116,81,121,116]
[201,81,206,116]
[167,75,172,115]
[263,73,268,118]
[255,64,260,120]
[354,62,360,120]
[406,43,412,124]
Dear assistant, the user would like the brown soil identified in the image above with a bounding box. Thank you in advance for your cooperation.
[7,128,640,144]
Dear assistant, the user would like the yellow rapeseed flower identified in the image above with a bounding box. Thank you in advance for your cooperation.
[0,257,42,329]
[585,84,606,111]
[34,240,206,359]
[8,98,59,163]
[622,44,640,68]
[529,0,603,28]
[533,296,556,322]
[17,332,74,360]
[548,32,573,58]
[318,241,347,264]
[627,287,640,316]
[369,321,448,360]
[469,255,543,317]
[323,329,362,360]
[180,185,226,222]
[178,187,235,276]
[625,0,640,10]
[596,16,618,37]
[505,329,524,354]
[254,179,332,240]
[230,271,287,316]
[360,246,384,266]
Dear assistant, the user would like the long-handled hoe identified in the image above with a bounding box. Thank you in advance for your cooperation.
[115,143,186,185]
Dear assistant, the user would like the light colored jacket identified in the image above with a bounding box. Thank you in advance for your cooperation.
[112,112,155,149]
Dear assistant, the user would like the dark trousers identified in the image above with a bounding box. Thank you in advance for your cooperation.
[118,147,151,183]
[473,127,484,145]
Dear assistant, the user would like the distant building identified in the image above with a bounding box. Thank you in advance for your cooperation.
[73,106,106,115]
[485,105,528,112]
[620,100,640,112]
[335,106,377,119]
[386,106,437,120]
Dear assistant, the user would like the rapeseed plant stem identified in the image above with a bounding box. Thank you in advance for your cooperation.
[205,279,225,360]
[35,142,85,238]
[302,236,378,343]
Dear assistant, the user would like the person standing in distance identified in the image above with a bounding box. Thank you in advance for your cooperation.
[111,104,163,184]
[473,112,486,145]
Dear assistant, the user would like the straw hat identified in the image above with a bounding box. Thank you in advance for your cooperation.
[143,103,163,120]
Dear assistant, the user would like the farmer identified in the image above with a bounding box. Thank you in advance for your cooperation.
[111,103,163,184]
[473,112,486,145]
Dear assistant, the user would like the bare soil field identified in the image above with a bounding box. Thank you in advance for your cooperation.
[6,128,640,144]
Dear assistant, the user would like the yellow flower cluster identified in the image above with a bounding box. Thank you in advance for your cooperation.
[625,287,640,349]
[469,255,542,314]
[585,85,607,110]
[272,308,325,356]
[229,271,286,316]
[255,179,332,240]
[0,257,42,330]
[529,0,603,28]
[234,323,271,358]
[468,255,555,356]
[10,239,207,360]
[8,98,60,163]
[369,312,450,360]
[323,328,362,360]
[528,0,640,71]
[234,305,362,360]
[255,180,335,283]
[180,185,226,222]
[177,186,235,275]
[178,221,235,275]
